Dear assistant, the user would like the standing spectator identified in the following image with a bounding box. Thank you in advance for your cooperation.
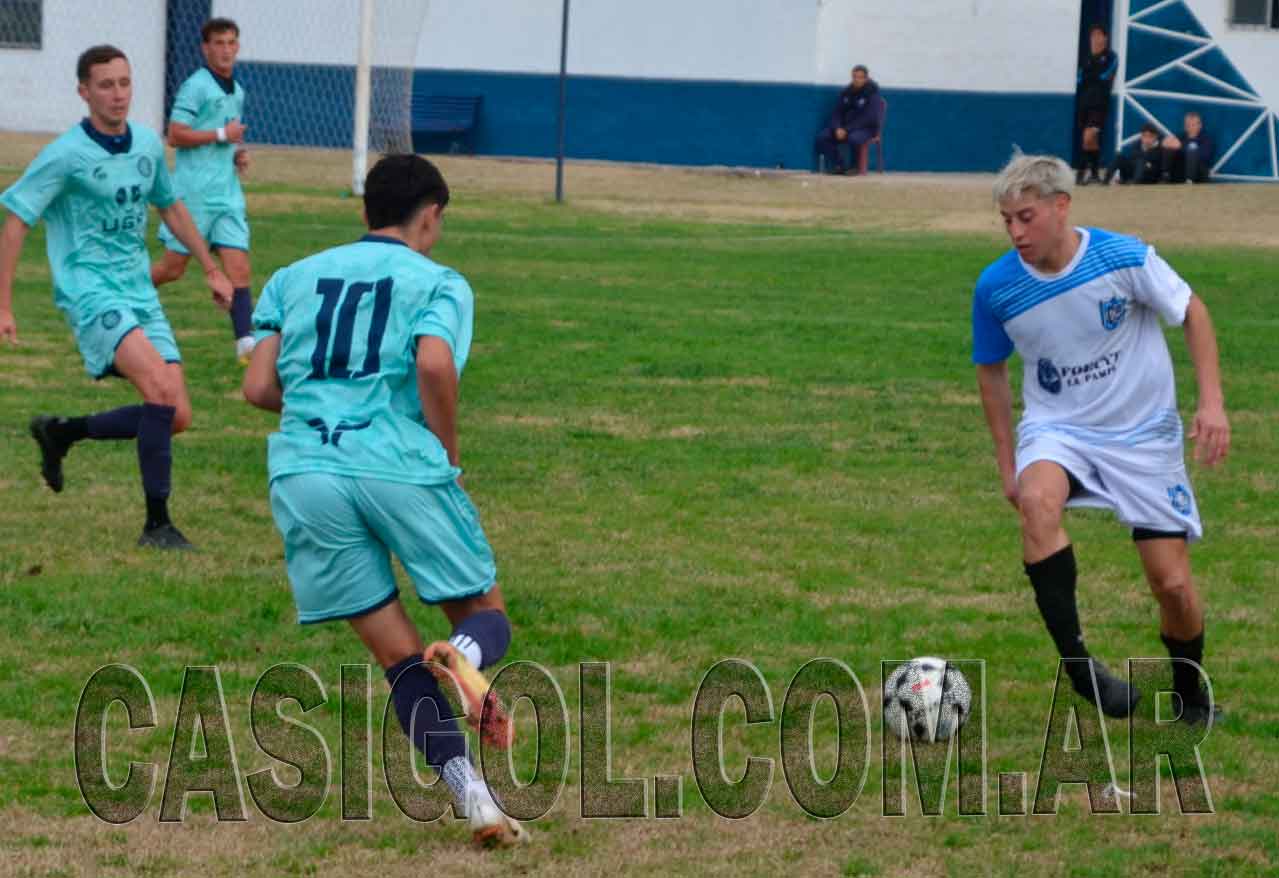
[814,65,884,175]
[1105,124,1165,185]
[1162,112,1215,183]
[1075,24,1118,185]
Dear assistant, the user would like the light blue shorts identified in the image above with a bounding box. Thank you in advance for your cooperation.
[159,203,250,255]
[73,303,181,379]
[269,473,497,624]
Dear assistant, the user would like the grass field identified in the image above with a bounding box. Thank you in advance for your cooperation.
[1,145,1277,877]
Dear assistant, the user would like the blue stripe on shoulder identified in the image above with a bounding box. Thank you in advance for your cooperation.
[983,231,1147,323]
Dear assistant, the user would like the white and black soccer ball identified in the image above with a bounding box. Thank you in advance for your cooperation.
[882,657,972,743]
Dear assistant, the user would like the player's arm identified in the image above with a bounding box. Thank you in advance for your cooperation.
[417,336,460,468]
[242,333,283,412]
[167,119,246,148]
[976,361,1018,508]
[1181,294,1229,466]
[0,212,31,344]
[155,200,233,306]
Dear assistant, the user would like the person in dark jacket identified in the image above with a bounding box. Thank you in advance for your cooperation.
[814,65,884,175]
[1162,112,1215,183]
[1075,24,1119,185]
[1104,123,1165,184]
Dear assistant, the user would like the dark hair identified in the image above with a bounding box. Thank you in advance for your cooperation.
[1140,122,1159,135]
[1184,110,1202,121]
[363,154,450,229]
[77,45,127,83]
[1089,24,1108,36]
[853,64,869,76]
[202,17,240,42]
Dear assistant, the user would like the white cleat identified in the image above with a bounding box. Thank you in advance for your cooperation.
[466,783,530,849]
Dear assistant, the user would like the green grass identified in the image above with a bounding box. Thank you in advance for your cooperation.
[1,177,1277,877]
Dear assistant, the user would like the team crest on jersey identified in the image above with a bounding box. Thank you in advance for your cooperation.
[1099,296,1127,331]
[1167,484,1193,516]
[136,156,153,178]
[1037,358,1062,395]
[92,166,107,181]
[100,310,121,330]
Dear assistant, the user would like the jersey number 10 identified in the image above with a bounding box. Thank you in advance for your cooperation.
[308,277,393,380]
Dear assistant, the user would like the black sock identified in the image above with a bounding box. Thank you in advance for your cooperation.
[46,416,89,446]
[1025,545,1090,663]
[1087,151,1101,175]
[137,403,175,529]
[386,655,468,767]
[449,608,512,670]
[145,495,171,531]
[1161,630,1205,703]
[230,287,253,339]
[87,405,144,440]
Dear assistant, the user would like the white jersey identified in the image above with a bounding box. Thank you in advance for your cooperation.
[971,227,1192,453]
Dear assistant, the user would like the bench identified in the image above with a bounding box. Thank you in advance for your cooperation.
[410,94,482,154]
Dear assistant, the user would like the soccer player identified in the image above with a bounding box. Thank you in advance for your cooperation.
[972,154,1229,725]
[1074,24,1118,186]
[151,17,256,363]
[0,45,233,550]
[242,154,528,846]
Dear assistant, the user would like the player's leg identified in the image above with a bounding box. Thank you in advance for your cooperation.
[1134,533,1219,724]
[814,128,842,174]
[113,330,194,549]
[211,212,256,362]
[150,249,191,287]
[29,307,176,495]
[1018,460,1138,717]
[1084,122,1104,182]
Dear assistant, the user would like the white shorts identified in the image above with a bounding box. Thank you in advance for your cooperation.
[1016,431,1203,542]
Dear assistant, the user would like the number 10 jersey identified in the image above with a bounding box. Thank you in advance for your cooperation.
[252,234,475,486]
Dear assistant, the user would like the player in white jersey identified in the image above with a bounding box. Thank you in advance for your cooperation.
[972,154,1229,725]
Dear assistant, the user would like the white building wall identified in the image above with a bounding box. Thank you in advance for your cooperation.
[0,0,167,134]
[815,0,1081,92]
[1188,0,1279,110]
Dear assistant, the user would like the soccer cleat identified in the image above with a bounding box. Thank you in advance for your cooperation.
[424,641,514,750]
[1176,692,1223,727]
[137,523,197,551]
[29,415,70,493]
[235,335,256,366]
[1069,659,1141,719]
[467,783,530,848]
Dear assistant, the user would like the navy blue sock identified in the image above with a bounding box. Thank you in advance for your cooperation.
[449,609,511,670]
[87,405,144,440]
[230,287,253,339]
[386,655,468,766]
[137,404,174,528]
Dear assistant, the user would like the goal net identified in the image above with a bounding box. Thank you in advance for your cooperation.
[166,0,429,191]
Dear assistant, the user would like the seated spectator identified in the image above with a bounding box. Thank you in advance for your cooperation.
[814,65,884,175]
[1104,123,1164,184]
[1162,111,1214,183]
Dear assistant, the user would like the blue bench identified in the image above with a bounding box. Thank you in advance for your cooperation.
[410,94,483,154]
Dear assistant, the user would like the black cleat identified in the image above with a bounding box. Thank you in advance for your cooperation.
[137,523,196,551]
[1176,693,1224,728]
[1070,659,1141,718]
[29,416,70,493]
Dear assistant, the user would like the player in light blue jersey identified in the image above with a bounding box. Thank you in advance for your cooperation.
[243,155,528,847]
[973,154,1230,726]
[151,17,257,364]
[0,45,233,551]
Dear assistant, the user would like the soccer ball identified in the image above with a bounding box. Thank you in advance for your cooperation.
[882,657,972,743]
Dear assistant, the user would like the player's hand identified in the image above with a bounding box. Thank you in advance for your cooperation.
[234,148,251,174]
[225,120,247,144]
[1189,404,1230,467]
[0,308,17,345]
[206,267,234,310]
[1000,469,1019,509]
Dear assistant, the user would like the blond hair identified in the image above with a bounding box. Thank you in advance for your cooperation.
[992,153,1074,204]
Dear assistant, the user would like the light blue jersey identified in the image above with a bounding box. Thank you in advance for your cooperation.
[169,67,246,211]
[1,120,176,325]
[252,235,475,486]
